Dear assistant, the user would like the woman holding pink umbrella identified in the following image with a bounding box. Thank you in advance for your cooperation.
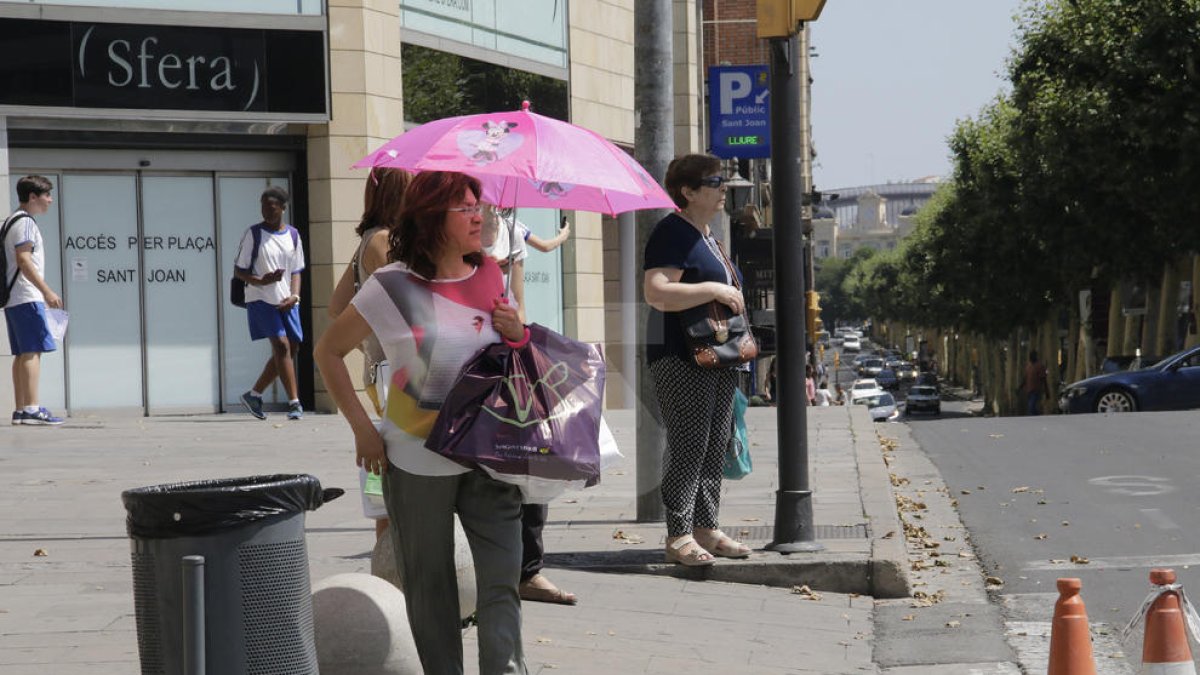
[316,171,530,674]
[643,153,752,566]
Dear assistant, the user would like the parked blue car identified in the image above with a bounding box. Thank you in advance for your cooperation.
[1059,345,1200,413]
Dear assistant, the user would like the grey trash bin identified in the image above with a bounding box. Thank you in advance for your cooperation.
[122,474,342,675]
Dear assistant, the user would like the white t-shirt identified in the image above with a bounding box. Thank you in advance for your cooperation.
[351,258,506,476]
[482,214,529,264]
[233,223,305,305]
[814,388,833,407]
[3,212,45,308]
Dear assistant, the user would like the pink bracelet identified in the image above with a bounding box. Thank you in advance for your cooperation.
[503,326,531,349]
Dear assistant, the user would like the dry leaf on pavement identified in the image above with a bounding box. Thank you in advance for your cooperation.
[985,576,1004,587]
[1070,555,1090,564]
[792,585,822,600]
[33,548,48,557]
[1011,486,1030,493]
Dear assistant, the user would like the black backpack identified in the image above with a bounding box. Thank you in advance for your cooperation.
[0,210,30,308]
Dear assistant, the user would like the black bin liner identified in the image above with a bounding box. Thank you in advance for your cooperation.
[122,474,344,539]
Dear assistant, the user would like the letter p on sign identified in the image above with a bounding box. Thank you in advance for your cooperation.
[719,72,753,114]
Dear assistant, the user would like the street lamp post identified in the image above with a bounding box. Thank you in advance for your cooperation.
[764,22,823,554]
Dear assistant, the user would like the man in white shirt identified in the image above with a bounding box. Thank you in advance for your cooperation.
[233,187,306,420]
[3,176,64,425]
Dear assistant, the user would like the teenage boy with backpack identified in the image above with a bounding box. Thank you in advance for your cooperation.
[2,175,64,425]
[233,186,306,420]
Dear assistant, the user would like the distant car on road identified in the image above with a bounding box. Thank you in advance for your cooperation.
[856,392,899,422]
[893,361,919,382]
[905,385,941,415]
[857,358,885,378]
[850,378,883,403]
[1059,345,1200,414]
[842,336,861,352]
[875,368,899,390]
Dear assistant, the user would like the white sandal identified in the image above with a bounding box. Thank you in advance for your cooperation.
[665,535,716,567]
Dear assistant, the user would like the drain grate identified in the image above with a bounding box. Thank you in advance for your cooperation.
[728,524,868,542]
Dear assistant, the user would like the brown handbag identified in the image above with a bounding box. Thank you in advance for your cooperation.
[678,239,758,368]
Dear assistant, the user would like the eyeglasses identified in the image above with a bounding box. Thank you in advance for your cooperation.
[697,175,727,189]
[447,205,483,215]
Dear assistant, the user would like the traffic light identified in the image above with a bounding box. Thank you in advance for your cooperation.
[756,0,828,38]
[805,290,822,343]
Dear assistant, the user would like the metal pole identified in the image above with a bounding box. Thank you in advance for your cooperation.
[766,28,823,553]
[633,0,674,522]
[181,555,205,675]
[619,211,638,409]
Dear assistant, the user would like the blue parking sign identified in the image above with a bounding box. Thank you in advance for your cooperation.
[709,65,771,159]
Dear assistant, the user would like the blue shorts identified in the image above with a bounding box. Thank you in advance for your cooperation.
[5,302,56,355]
[246,301,303,343]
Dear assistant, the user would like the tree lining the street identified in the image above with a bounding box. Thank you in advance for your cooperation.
[832,0,1200,413]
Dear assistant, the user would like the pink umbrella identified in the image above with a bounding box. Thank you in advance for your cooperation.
[353,101,675,216]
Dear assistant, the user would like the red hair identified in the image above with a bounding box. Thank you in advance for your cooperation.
[390,171,483,279]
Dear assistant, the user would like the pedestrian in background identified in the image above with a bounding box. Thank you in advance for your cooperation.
[814,380,833,407]
[316,171,529,674]
[3,175,64,425]
[1022,350,1050,415]
[834,383,847,406]
[329,167,412,540]
[805,363,817,406]
[481,204,577,606]
[643,153,751,567]
[234,186,306,420]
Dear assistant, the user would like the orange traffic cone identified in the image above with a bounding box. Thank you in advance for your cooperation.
[1140,569,1197,675]
[1048,577,1097,675]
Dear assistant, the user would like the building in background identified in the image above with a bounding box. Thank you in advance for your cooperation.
[0,1,705,415]
[813,179,939,260]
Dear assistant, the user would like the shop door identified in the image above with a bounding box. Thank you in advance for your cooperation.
[142,175,220,413]
[42,170,290,414]
[60,174,144,411]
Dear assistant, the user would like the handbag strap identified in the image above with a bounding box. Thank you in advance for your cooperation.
[709,237,742,290]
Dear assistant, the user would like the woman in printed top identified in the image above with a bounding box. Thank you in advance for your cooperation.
[642,153,752,567]
[315,171,530,675]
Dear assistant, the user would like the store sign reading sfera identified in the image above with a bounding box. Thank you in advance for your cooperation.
[75,23,263,112]
[81,27,260,111]
[0,17,327,118]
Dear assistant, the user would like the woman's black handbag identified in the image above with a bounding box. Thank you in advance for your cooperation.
[679,239,758,368]
[681,301,758,368]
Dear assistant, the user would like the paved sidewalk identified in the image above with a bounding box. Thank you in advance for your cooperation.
[0,404,901,674]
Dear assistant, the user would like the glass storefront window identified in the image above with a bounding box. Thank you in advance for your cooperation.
[402,44,567,124]
[401,0,566,69]
[15,0,322,15]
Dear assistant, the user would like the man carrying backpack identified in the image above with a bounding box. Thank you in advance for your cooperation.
[3,175,64,426]
[233,186,306,420]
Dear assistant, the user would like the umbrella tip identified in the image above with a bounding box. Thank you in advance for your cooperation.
[521,100,531,111]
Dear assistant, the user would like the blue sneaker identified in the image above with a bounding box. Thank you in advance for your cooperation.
[241,391,267,420]
[21,407,64,426]
[12,410,22,425]
[287,402,303,420]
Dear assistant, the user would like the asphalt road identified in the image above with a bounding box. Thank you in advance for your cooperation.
[910,409,1200,648]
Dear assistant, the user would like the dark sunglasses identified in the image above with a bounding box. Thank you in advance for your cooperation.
[697,175,727,188]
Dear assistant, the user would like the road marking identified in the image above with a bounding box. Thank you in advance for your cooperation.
[1139,508,1180,530]
[1025,552,1200,571]
[1088,475,1176,497]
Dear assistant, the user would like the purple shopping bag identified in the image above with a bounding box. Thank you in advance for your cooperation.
[424,324,606,499]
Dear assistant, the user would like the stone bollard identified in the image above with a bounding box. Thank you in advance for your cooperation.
[371,515,477,620]
[311,573,422,675]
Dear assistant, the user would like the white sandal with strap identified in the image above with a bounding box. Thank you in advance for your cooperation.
[665,535,716,567]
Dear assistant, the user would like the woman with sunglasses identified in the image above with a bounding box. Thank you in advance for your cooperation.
[316,171,529,674]
[642,153,753,566]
